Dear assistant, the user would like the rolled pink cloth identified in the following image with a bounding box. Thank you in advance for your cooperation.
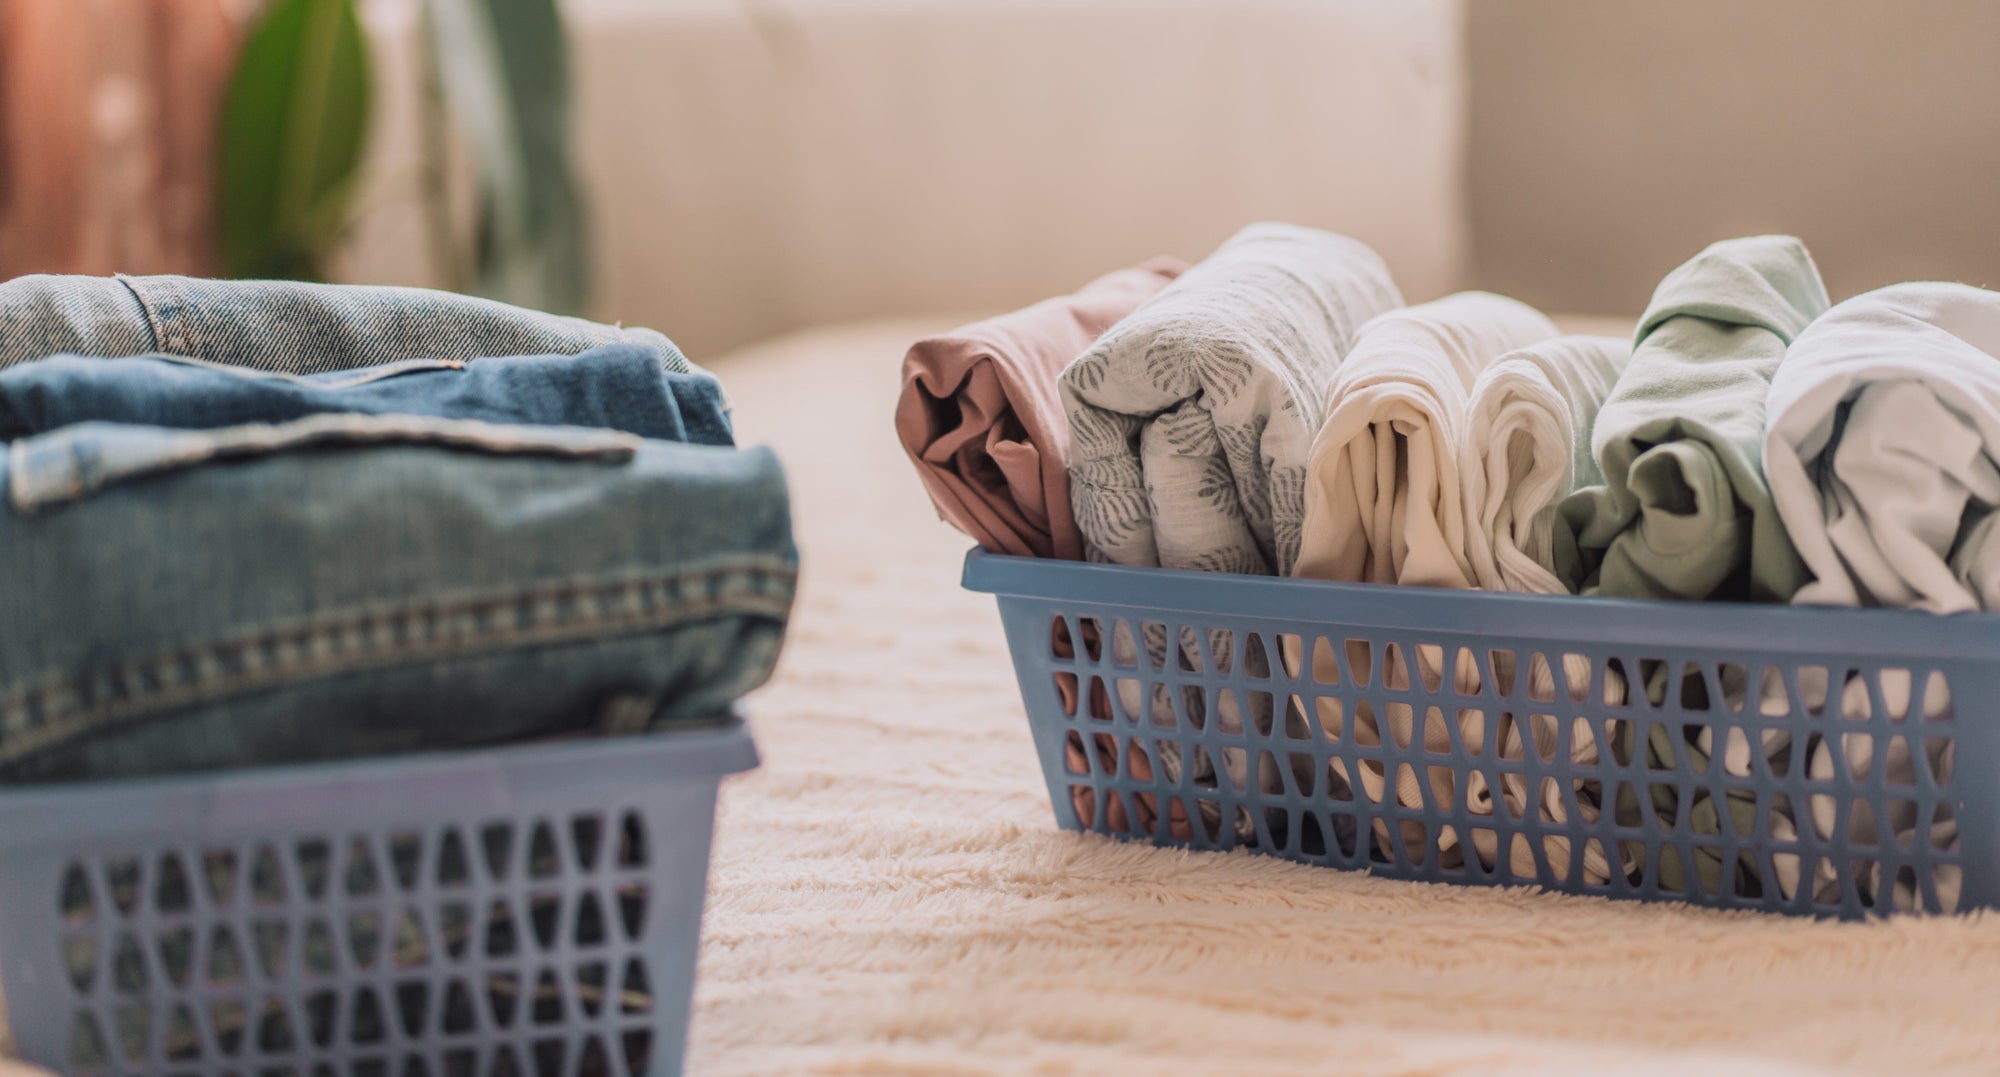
[897,258,1185,559]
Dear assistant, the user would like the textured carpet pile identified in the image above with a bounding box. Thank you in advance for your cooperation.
[693,318,2000,1076]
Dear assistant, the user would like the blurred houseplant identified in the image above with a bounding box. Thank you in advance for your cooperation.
[218,0,586,312]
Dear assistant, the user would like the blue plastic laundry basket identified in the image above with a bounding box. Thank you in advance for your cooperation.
[963,549,1998,919]
[0,719,756,1077]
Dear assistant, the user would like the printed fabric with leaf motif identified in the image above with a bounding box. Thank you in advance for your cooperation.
[1060,222,1402,575]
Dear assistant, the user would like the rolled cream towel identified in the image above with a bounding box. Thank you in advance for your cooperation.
[1063,222,1402,575]
[898,258,1184,559]
[1294,292,1561,871]
[1457,336,1633,883]
[1461,336,1630,594]
[1765,282,2000,612]
[1557,236,1826,602]
[1295,291,1560,588]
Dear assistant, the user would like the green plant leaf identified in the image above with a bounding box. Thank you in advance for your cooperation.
[217,0,373,281]
[421,0,586,312]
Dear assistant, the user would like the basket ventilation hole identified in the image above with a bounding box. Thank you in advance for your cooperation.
[387,832,423,891]
[210,997,247,1055]
[531,892,564,950]
[158,925,194,987]
[64,935,98,994]
[295,839,331,901]
[1111,620,1139,668]
[253,921,288,979]
[105,858,142,917]
[528,821,561,880]
[531,1039,566,1077]
[623,1029,654,1074]
[392,909,429,970]
[619,879,649,941]
[303,988,336,1047]
[577,960,609,1017]
[442,1048,478,1077]
[61,862,96,926]
[531,969,564,1026]
[68,1012,109,1071]
[618,811,648,868]
[153,854,193,915]
[481,823,515,881]
[442,979,476,1034]
[484,900,518,958]
[620,958,652,1015]
[487,970,521,1029]
[436,830,472,887]
[570,814,605,871]
[302,919,335,976]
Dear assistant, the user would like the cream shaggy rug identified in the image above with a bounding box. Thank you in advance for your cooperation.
[694,317,2000,1077]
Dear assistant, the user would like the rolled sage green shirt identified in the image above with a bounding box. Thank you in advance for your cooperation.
[1555,235,1828,603]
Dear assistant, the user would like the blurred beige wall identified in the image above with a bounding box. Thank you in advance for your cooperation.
[347,1,2000,349]
[346,0,1469,359]
[1468,0,2000,317]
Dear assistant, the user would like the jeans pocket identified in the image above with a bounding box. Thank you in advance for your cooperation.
[8,413,638,513]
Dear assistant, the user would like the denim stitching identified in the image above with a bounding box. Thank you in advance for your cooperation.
[115,274,175,354]
[0,558,797,765]
[9,415,642,513]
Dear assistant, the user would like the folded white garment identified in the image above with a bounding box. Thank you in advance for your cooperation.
[1766,281,2000,612]
[1295,291,1560,588]
[1063,222,1402,575]
[1291,292,1558,872]
[1460,335,1630,594]
[1758,282,1986,909]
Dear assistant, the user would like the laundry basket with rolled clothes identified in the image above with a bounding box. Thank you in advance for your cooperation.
[0,276,797,1075]
[908,226,1994,919]
[963,552,1986,918]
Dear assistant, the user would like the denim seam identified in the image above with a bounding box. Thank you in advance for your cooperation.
[115,274,183,355]
[0,558,797,766]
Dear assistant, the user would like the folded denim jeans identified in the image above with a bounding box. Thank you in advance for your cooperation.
[0,273,702,379]
[0,347,733,446]
[0,413,796,783]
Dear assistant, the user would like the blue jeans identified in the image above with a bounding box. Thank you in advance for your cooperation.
[0,414,794,783]
[0,348,733,446]
[0,277,794,783]
[0,274,699,377]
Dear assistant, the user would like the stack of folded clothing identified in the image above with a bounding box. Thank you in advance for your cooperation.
[0,274,796,783]
[898,226,1988,911]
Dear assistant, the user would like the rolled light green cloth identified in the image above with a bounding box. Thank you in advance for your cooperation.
[1555,235,1828,603]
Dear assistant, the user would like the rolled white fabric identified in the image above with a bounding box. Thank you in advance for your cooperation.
[1460,335,1630,594]
[1292,292,1558,871]
[1296,291,1560,589]
[1760,282,1990,908]
[1766,281,2000,612]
